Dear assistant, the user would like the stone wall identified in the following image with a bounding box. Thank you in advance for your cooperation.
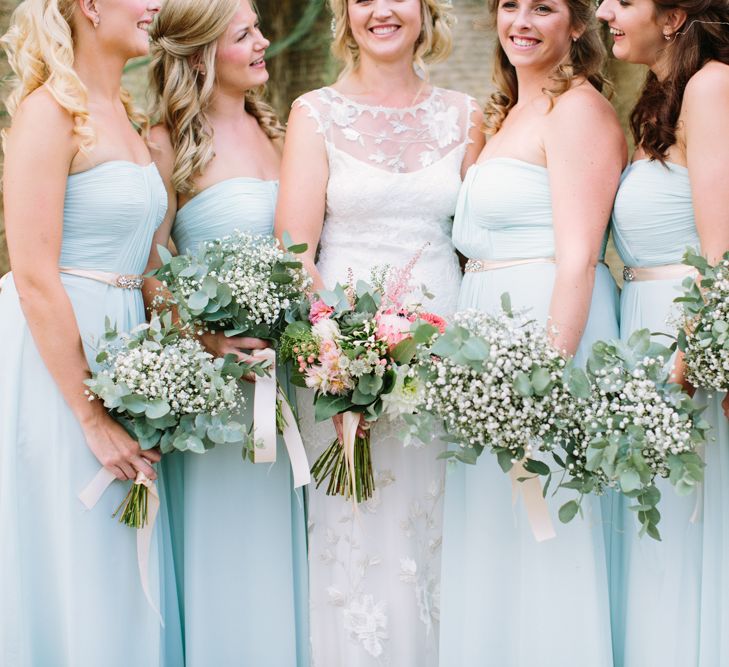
[0,0,646,276]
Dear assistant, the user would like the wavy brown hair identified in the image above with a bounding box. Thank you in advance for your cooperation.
[630,0,729,161]
[483,0,608,136]
[149,0,284,195]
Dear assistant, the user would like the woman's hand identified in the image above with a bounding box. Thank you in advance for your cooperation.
[722,392,729,421]
[200,331,270,381]
[82,412,161,481]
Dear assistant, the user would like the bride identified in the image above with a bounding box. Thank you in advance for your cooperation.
[275,0,482,664]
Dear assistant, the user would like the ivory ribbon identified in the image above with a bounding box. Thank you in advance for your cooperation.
[690,443,706,524]
[78,467,163,624]
[342,411,360,502]
[252,348,278,464]
[623,264,697,282]
[276,387,311,488]
[509,461,557,543]
[465,257,555,273]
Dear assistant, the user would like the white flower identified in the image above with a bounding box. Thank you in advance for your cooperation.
[399,557,418,583]
[342,595,389,658]
[312,317,341,342]
[382,366,424,420]
[330,99,357,127]
[423,104,461,148]
[326,587,346,606]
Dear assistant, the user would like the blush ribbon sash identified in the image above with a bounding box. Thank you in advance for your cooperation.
[509,461,557,542]
[251,348,311,488]
[78,468,163,624]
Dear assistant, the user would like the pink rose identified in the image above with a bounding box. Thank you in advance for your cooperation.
[419,312,447,334]
[309,299,334,324]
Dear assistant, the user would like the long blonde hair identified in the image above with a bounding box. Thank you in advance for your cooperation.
[328,0,454,78]
[149,0,285,195]
[1,0,146,151]
[483,0,608,137]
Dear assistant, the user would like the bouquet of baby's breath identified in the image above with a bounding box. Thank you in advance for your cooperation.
[554,329,708,540]
[85,312,265,528]
[675,249,729,391]
[414,296,575,474]
[153,231,312,340]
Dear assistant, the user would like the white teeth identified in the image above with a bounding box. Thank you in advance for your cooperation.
[251,58,264,66]
[609,27,625,35]
[371,26,398,35]
[512,37,538,47]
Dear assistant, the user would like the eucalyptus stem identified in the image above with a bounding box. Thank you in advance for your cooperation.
[112,482,149,529]
[310,432,375,502]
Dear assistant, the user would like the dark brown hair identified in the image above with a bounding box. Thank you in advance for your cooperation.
[484,0,608,136]
[631,0,729,161]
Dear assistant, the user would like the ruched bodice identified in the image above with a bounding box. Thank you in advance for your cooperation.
[612,160,698,267]
[453,159,555,260]
[59,161,167,274]
[172,177,278,253]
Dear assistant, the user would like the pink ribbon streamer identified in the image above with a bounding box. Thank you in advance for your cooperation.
[509,461,557,543]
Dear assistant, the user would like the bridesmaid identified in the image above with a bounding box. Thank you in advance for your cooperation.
[438,0,626,664]
[276,1,483,664]
[596,1,729,664]
[146,1,309,664]
[0,0,183,665]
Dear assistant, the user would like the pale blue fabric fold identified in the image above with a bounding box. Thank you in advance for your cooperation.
[168,177,310,667]
[609,159,728,667]
[0,161,184,667]
[439,158,618,667]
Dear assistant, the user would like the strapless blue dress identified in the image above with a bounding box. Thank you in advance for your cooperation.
[610,159,729,666]
[0,161,183,666]
[439,158,619,667]
[166,178,309,666]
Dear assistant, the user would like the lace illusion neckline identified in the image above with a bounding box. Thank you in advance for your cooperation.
[322,86,438,115]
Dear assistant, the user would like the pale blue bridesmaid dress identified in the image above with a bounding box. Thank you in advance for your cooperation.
[610,159,729,666]
[439,158,619,667]
[168,178,309,667]
[0,161,183,666]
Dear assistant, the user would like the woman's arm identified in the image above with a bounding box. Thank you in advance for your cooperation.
[274,102,330,291]
[4,90,159,480]
[683,63,729,415]
[543,88,626,357]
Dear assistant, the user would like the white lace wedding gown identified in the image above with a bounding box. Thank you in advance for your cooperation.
[295,86,476,667]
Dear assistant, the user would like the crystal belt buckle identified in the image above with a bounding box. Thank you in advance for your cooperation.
[116,274,144,290]
[622,266,635,282]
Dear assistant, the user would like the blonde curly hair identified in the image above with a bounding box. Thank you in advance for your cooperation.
[149,0,284,195]
[1,0,147,152]
[483,0,608,137]
[328,0,454,78]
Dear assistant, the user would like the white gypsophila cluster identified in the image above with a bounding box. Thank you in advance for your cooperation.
[570,358,695,489]
[101,337,242,417]
[684,260,729,391]
[422,309,570,460]
[175,232,312,327]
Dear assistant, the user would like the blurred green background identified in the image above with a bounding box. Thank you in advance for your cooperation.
[0,0,644,277]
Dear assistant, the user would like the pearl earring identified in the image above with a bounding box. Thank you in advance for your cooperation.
[664,32,672,40]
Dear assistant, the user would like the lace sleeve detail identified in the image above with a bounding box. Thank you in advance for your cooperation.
[292,90,330,141]
[464,94,481,147]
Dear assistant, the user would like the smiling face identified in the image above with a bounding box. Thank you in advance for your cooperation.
[95,0,162,59]
[347,0,423,65]
[215,0,270,94]
[596,0,667,67]
[496,0,578,74]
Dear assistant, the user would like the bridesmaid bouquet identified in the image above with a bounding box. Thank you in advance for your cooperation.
[85,312,265,527]
[554,329,708,540]
[280,257,445,502]
[414,296,575,472]
[153,230,311,340]
[152,231,312,462]
[675,249,729,391]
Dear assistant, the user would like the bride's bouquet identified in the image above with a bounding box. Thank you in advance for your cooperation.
[152,231,312,471]
[555,330,708,540]
[675,249,729,391]
[85,312,264,528]
[280,254,445,502]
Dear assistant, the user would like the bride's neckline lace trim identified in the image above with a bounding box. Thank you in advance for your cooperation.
[321,86,438,117]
